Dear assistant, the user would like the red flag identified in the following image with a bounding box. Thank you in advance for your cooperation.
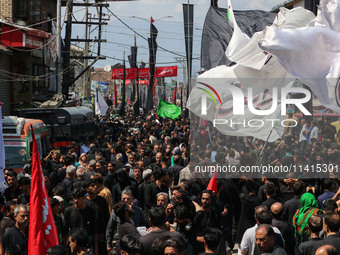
[28,126,58,254]
[172,81,179,104]
[207,171,218,193]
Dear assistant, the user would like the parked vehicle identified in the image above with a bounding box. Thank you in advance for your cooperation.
[19,106,96,148]
[2,116,49,172]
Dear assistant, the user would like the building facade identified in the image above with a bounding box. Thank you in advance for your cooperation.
[0,0,58,115]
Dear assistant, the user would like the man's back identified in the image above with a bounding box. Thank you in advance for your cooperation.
[2,226,28,255]
[296,237,320,255]
[283,196,300,225]
[311,235,340,254]
[140,230,182,255]
[64,205,97,238]
[0,217,14,240]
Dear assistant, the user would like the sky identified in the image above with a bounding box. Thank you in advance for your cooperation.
[67,0,285,82]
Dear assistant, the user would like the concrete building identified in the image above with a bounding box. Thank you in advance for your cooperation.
[0,0,60,114]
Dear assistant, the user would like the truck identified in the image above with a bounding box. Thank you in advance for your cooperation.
[19,106,96,148]
[2,116,50,172]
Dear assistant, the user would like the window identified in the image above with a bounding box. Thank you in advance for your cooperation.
[15,0,27,19]
[28,0,41,27]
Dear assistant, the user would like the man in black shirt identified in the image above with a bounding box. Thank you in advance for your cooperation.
[312,213,340,254]
[168,155,184,185]
[61,165,75,203]
[194,190,224,253]
[1,204,29,255]
[283,181,304,225]
[262,182,283,209]
[120,235,142,255]
[17,177,30,205]
[144,167,168,219]
[140,206,182,255]
[68,228,91,255]
[0,201,16,248]
[173,205,196,255]
[297,215,322,255]
[198,227,222,255]
[4,171,20,202]
[64,188,98,255]
[271,202,295,255]
[84,179,109,255]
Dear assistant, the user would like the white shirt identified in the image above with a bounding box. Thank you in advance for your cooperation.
[80,144,90,154]
[238,224,284,255]
[310,126,319,140]
[299,124,307,142]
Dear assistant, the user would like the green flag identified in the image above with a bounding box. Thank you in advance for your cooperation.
[157,99,181,119]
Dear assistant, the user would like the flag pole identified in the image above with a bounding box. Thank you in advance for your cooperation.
[255,127,273,166]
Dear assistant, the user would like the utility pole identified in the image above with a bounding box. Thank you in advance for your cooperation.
[56,0,62,93]
[186,0,191,102]
[62,0,73,97]
[63,1,109,97]
[83,1,89,98]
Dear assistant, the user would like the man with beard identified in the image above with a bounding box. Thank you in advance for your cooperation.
[150,152,163,169]
[4,171,20,202]
[113,200,141,241]
[1,204,29,255]
[193,190,224,254]
[84,179,110,255]
[125,154,136,177]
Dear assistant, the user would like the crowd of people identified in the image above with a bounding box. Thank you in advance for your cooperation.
[1,108,340,255]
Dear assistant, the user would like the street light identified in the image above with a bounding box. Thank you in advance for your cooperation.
[129,15,173,22]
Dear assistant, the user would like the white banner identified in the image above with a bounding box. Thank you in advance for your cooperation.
[95,89,109,116]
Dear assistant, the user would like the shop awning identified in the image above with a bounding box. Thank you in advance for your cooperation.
[0,20,50,49]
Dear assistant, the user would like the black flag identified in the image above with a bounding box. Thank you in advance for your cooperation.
[304,0,319,15]
[183,4,194,83]
[201,6,275,70]
[128,44,139,116]
[146,19,158,112]
[119,53,126,116]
